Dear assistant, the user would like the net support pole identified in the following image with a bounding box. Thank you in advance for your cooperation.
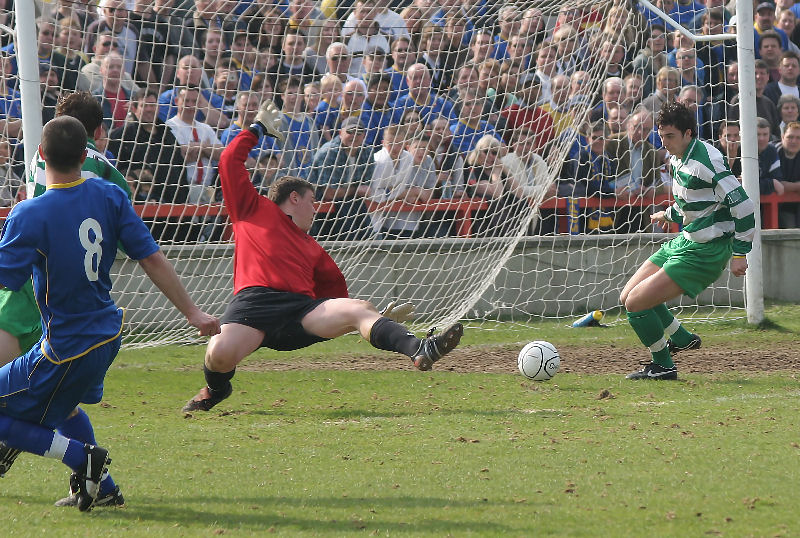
[735,0,765,324]
[14,0,43,179]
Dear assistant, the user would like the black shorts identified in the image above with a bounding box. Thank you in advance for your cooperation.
[221,287,332,351]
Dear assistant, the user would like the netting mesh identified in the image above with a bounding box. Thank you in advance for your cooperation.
[0,0,750,346]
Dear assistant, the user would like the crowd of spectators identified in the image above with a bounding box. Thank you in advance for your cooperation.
[0,0,798,239]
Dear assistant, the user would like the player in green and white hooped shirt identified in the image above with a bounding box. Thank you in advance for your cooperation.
[0,93,131,505]
[621,101,755,380]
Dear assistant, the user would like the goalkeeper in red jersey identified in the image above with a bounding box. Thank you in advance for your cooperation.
[182,101,463,413]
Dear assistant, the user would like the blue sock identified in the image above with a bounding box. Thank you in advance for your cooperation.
[0,415,85,472]
[57,407,96,445]
[57,408,117,495]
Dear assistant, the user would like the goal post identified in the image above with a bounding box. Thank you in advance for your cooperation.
[7,0,764,347]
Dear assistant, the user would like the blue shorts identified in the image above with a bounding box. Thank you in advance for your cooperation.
[0,336,121,429]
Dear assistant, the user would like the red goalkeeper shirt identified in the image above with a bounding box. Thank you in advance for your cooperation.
[218,129,348,299]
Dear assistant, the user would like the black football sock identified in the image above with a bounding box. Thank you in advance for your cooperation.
[369,317,422,358]
[204,365,235,397]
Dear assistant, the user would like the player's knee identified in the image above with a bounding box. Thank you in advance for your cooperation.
[205,337,242,371]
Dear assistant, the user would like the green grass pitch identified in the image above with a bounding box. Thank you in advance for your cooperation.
[2,305,800,536]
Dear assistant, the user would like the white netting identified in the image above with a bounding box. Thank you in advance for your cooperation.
[1,0,751,346]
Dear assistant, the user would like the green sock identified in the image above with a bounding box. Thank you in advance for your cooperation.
[652,303,694,348]
[627,309,674,368]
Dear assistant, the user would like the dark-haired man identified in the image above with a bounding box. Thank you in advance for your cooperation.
[0,116,219,511]
[182,102,463,413]
[622,100,755,381]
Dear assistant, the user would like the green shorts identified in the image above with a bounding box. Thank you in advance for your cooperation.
[0,280,43,351]
[649,235,733,298]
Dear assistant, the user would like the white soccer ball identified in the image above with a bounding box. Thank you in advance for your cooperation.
[518,341,560,380]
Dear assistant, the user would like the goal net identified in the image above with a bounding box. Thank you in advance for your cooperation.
[1,0,746,346]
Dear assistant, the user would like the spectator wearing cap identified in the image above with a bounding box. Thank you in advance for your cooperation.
[308,116,375,240]
[754,2,792,53]
[764,50,800,105]
[219,91,281,168]
[450,88,502,155]
[394,63,456,125]
[385,36,415,103]
[86,0,138,77]
[344,0,410,40]
[500,75,555,155]
[276,76,320,179]
[158,55,230,130]
[346,2,391,75]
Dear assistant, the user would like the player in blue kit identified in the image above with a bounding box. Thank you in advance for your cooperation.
[0,117,220,511]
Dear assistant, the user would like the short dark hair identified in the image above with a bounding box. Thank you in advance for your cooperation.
[656,100,697,138]
[41,116,87,173]
[268,175,314,205]
[759,30,782,48]
[55,92,103,135]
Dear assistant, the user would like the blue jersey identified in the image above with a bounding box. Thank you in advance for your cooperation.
[220,122,281,159]
[0,178,159,363]
[385,66,409,104]
[450,119,502,154]
[283,113,316,178]
[394,92,456,124]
